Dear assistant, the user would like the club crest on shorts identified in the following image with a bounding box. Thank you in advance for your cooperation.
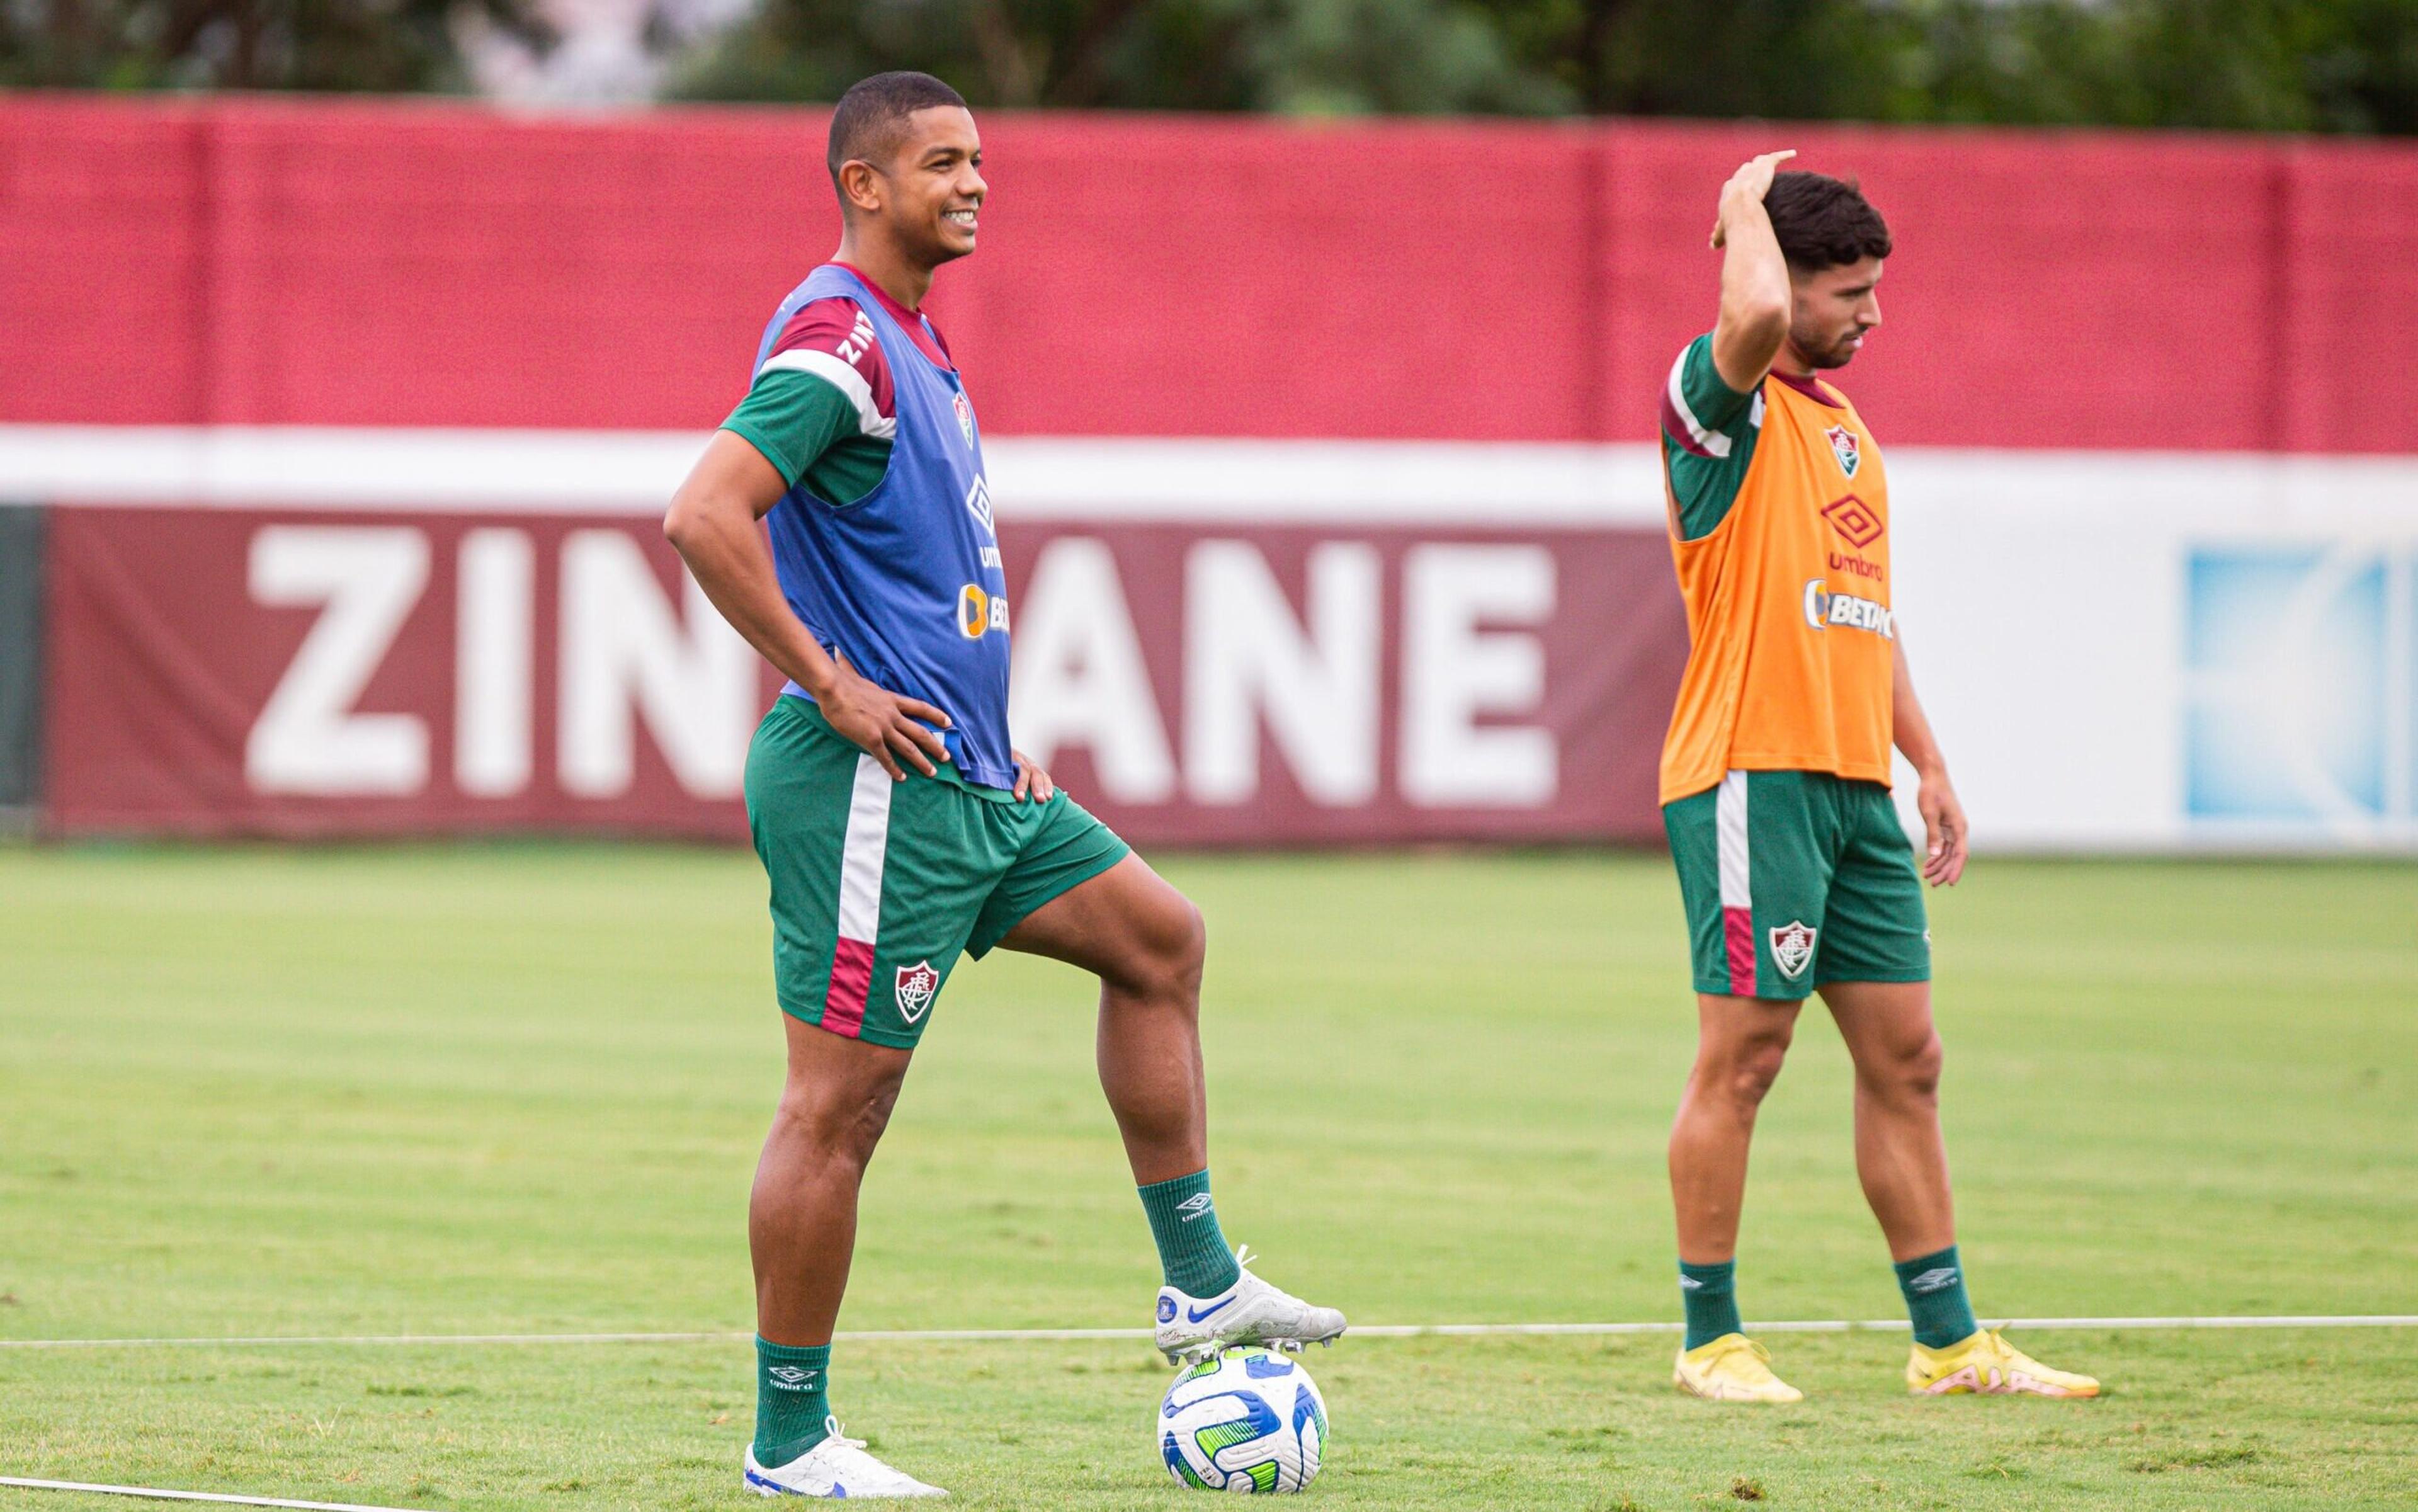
[953,389,975,447]
[895,960,940,1023]
[1769,921,1818,979]
[1825,424,1861,478]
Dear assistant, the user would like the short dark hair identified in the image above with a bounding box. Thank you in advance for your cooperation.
[827,71,968,193]
[1765,172,1892,273]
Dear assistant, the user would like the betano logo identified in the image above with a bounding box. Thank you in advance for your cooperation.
[1802,579,1894,639]
[2185,544,2417,836]
[957,583,1010,639]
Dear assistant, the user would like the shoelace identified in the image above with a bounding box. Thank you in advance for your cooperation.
[822,1431,916,1484]
[1232,1241,1256,1272]
[817,1418,873,1460]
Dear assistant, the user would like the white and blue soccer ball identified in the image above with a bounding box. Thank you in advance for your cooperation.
[1157,1346,1328,1493]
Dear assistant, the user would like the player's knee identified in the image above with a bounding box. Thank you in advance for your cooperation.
[1700,1029,1790,1109]
[1167,895,1206,987]
[1899,1032,1944,1101]
[776,1074,904,1170]
[1114,891,1204,1002]
[1731,1040,1790,1106]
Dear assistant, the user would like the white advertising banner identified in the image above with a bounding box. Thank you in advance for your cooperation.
[10,427,2413,851]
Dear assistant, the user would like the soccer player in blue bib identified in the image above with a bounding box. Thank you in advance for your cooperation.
[665,72,1346,1499]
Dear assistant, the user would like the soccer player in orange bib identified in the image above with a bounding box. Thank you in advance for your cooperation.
[1657,152,2098,1402]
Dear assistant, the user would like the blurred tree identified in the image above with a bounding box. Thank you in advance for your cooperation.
[668,0,1569,112]
[1520,0,2418,133]
[0,0,550,89]
[6,0,2410,134]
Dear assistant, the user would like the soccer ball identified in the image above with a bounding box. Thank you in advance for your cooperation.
[1157,1346,1327,1493]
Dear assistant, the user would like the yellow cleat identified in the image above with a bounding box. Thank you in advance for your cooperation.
[1674,1333,1804,1403]
[1907,1328,2100,1397]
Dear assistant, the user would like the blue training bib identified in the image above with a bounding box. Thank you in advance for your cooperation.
[753,264,1014,790]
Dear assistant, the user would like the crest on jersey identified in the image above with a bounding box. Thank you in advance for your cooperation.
[1769,921,1818,979]
[1825,424,1861,479]
[953,390,975,448]
[895,961,940,1023]
[963,474,995,534]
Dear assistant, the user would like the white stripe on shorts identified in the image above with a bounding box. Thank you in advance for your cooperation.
[837,753,893,943]
[1715,769,1751,909]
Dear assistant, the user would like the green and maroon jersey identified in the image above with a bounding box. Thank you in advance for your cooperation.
[720,262,956,504]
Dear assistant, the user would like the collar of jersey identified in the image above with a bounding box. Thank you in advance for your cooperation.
[1765,367,1846,409]
[828,261,954,372]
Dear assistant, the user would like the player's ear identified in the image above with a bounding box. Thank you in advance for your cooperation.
[838,159,883,217]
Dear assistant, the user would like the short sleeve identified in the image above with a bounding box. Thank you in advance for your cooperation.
[1660,334,1756,455]
[1658,335,1764,541]
[720,368,860,489]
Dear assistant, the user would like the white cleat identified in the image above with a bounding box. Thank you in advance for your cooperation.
[1154,1244,1347,1364]
[743,1421,948,1499]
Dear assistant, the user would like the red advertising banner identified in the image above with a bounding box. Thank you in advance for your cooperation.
[45,507,1685,843]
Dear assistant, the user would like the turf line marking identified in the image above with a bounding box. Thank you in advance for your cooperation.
[4,1316,2414,1350]
[0,1478,423,1512]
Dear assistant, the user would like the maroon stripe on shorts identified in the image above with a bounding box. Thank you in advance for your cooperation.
[1723,906,1756,996]
[822,936,875,1037]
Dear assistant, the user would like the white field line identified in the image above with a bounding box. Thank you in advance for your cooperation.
[0,1479,423,1512]
[3,1316,2415,1350]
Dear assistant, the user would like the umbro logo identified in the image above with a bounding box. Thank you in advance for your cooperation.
[1907,1266,1961,1294]
[1679,1276,1704,1291]
[964,475,996,535]
[766,1365,820,1390]
[1175,1193,1215,1223]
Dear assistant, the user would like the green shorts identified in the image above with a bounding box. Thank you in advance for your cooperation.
[744,696,1132,1049]
[1664,768,1931,1001]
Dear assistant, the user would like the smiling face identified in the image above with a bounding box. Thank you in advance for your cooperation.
[1788,255,1883,370]
[844,105,986,268]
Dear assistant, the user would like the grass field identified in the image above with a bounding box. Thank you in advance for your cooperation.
[3,845,2415,1510]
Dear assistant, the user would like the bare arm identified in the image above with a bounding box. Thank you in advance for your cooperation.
[663,431,949,781]
[1707,149,1796,394]
[1892,632,1967,886]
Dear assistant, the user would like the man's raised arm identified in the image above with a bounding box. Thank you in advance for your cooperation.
[1708,149,1797,394]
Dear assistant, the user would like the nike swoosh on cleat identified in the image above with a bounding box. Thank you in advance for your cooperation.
[1186,1297,1235,1323]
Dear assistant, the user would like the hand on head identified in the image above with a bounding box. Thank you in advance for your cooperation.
[1711,149,1798,249]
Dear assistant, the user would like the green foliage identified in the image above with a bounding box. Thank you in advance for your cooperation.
[671,0,2418,132]
[0,0,548,90]
[667,0,1570,114]
[5,0,2412,132]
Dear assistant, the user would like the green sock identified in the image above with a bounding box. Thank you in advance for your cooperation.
[1895,1244,1980,1349]
[1679,1259,1742,1349]
[1138,1169,1241,1296]
[753,1338,832,1468]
